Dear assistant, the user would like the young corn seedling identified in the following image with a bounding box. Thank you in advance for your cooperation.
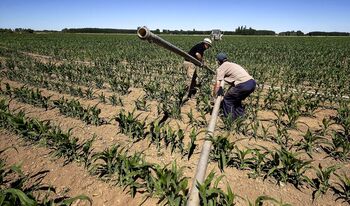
[197,171,238,206]
[334,100,350,137]
[148,162,189,205]
[186,108,196,126]
[259,123,273,140]
[323,131,350,161]
[98,92,106,103]
[12,86,51,110]
[331,173,350,204]
[221,115,235,132]
[162,126,185,154]
[115,152,153,198]
[231,146,255,170]
[272,118,292,147]
[316,117,333,137]
[208,135,235,171]
[305,164,339,201]
[263,85,279,110]
[115,109,146,141]
[147,119,164,150]
[46,127,81,165]
[78,135,96,169]
[183,128,198,160]
[108,94,123,106]
[135,96,150,111]
[264,147,312,188]
[84,87,94,99]
[302,92,321,117]
[90,144,125,180]
[248,148,270,179]
[294,128,327,158]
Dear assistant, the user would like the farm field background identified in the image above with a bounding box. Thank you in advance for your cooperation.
[0,33,349,205]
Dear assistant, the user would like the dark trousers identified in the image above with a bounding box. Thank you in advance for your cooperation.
[221,79,256,120]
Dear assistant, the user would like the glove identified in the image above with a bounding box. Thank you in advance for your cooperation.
[217,87,224,97]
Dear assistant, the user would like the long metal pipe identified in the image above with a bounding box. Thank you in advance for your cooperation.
[137,26,215,74]
[187,80,225,206]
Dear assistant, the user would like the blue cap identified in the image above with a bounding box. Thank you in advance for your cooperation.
[216,53,227,62]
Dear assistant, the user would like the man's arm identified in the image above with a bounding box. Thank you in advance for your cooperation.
[195,52,203,62]
[213,81,221,97]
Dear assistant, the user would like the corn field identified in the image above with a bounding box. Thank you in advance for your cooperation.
[0,33,349,206]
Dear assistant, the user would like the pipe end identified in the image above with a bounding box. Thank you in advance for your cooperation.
[137,26,150,39]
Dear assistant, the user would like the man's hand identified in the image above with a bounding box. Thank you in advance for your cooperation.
[213,81,224,97]
[217,87,224,96]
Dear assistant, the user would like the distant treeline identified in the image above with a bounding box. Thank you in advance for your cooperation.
[61,28,136,33]
[1,27,349,36]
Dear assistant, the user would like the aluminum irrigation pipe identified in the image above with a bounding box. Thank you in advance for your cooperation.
[137,26,215,74]
[187,80,225,206]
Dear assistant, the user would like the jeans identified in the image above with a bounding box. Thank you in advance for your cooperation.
[221,79,256,120]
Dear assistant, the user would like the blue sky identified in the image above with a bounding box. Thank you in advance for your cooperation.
[0,0,349,33]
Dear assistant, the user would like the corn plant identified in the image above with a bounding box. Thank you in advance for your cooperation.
[183,128,198,160]
[272,118,292,147]
[115,109,146,141]
[115,152,154,198]
[231,147,256,170]
[78,135,96,169]
[221,115,235,132]
[162,126,185,154]
[135,96,150,111]
[259,123,273,140]
[197,171,237,206]
[158,98,182,120]
[294,128,327,158]
[264,147,312,187]
[148,162,188,206]
[84,87,95,99]
[323,131,350,161]
[305,164,339,200]
[187,109,206,128]
[316,117,333,137]
[249,118,260,140]
[108,94,123,106]
[208,135,235,171]
[90,144,125,180]
[331,173,350,204]
[248,148,270,179]
[302,92,321,117]
[334,100,350,137]
[196,92,213,115]
[11,85,51,110]
[4,83,12,97]
[147,119,164,150]
[263,85,279,110]
[45,127,82,165]
[98,92,106,103]
[109,77,130,95]
[53,97,104,125]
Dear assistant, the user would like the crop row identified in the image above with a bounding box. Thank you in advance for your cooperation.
[2,83,349,163]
